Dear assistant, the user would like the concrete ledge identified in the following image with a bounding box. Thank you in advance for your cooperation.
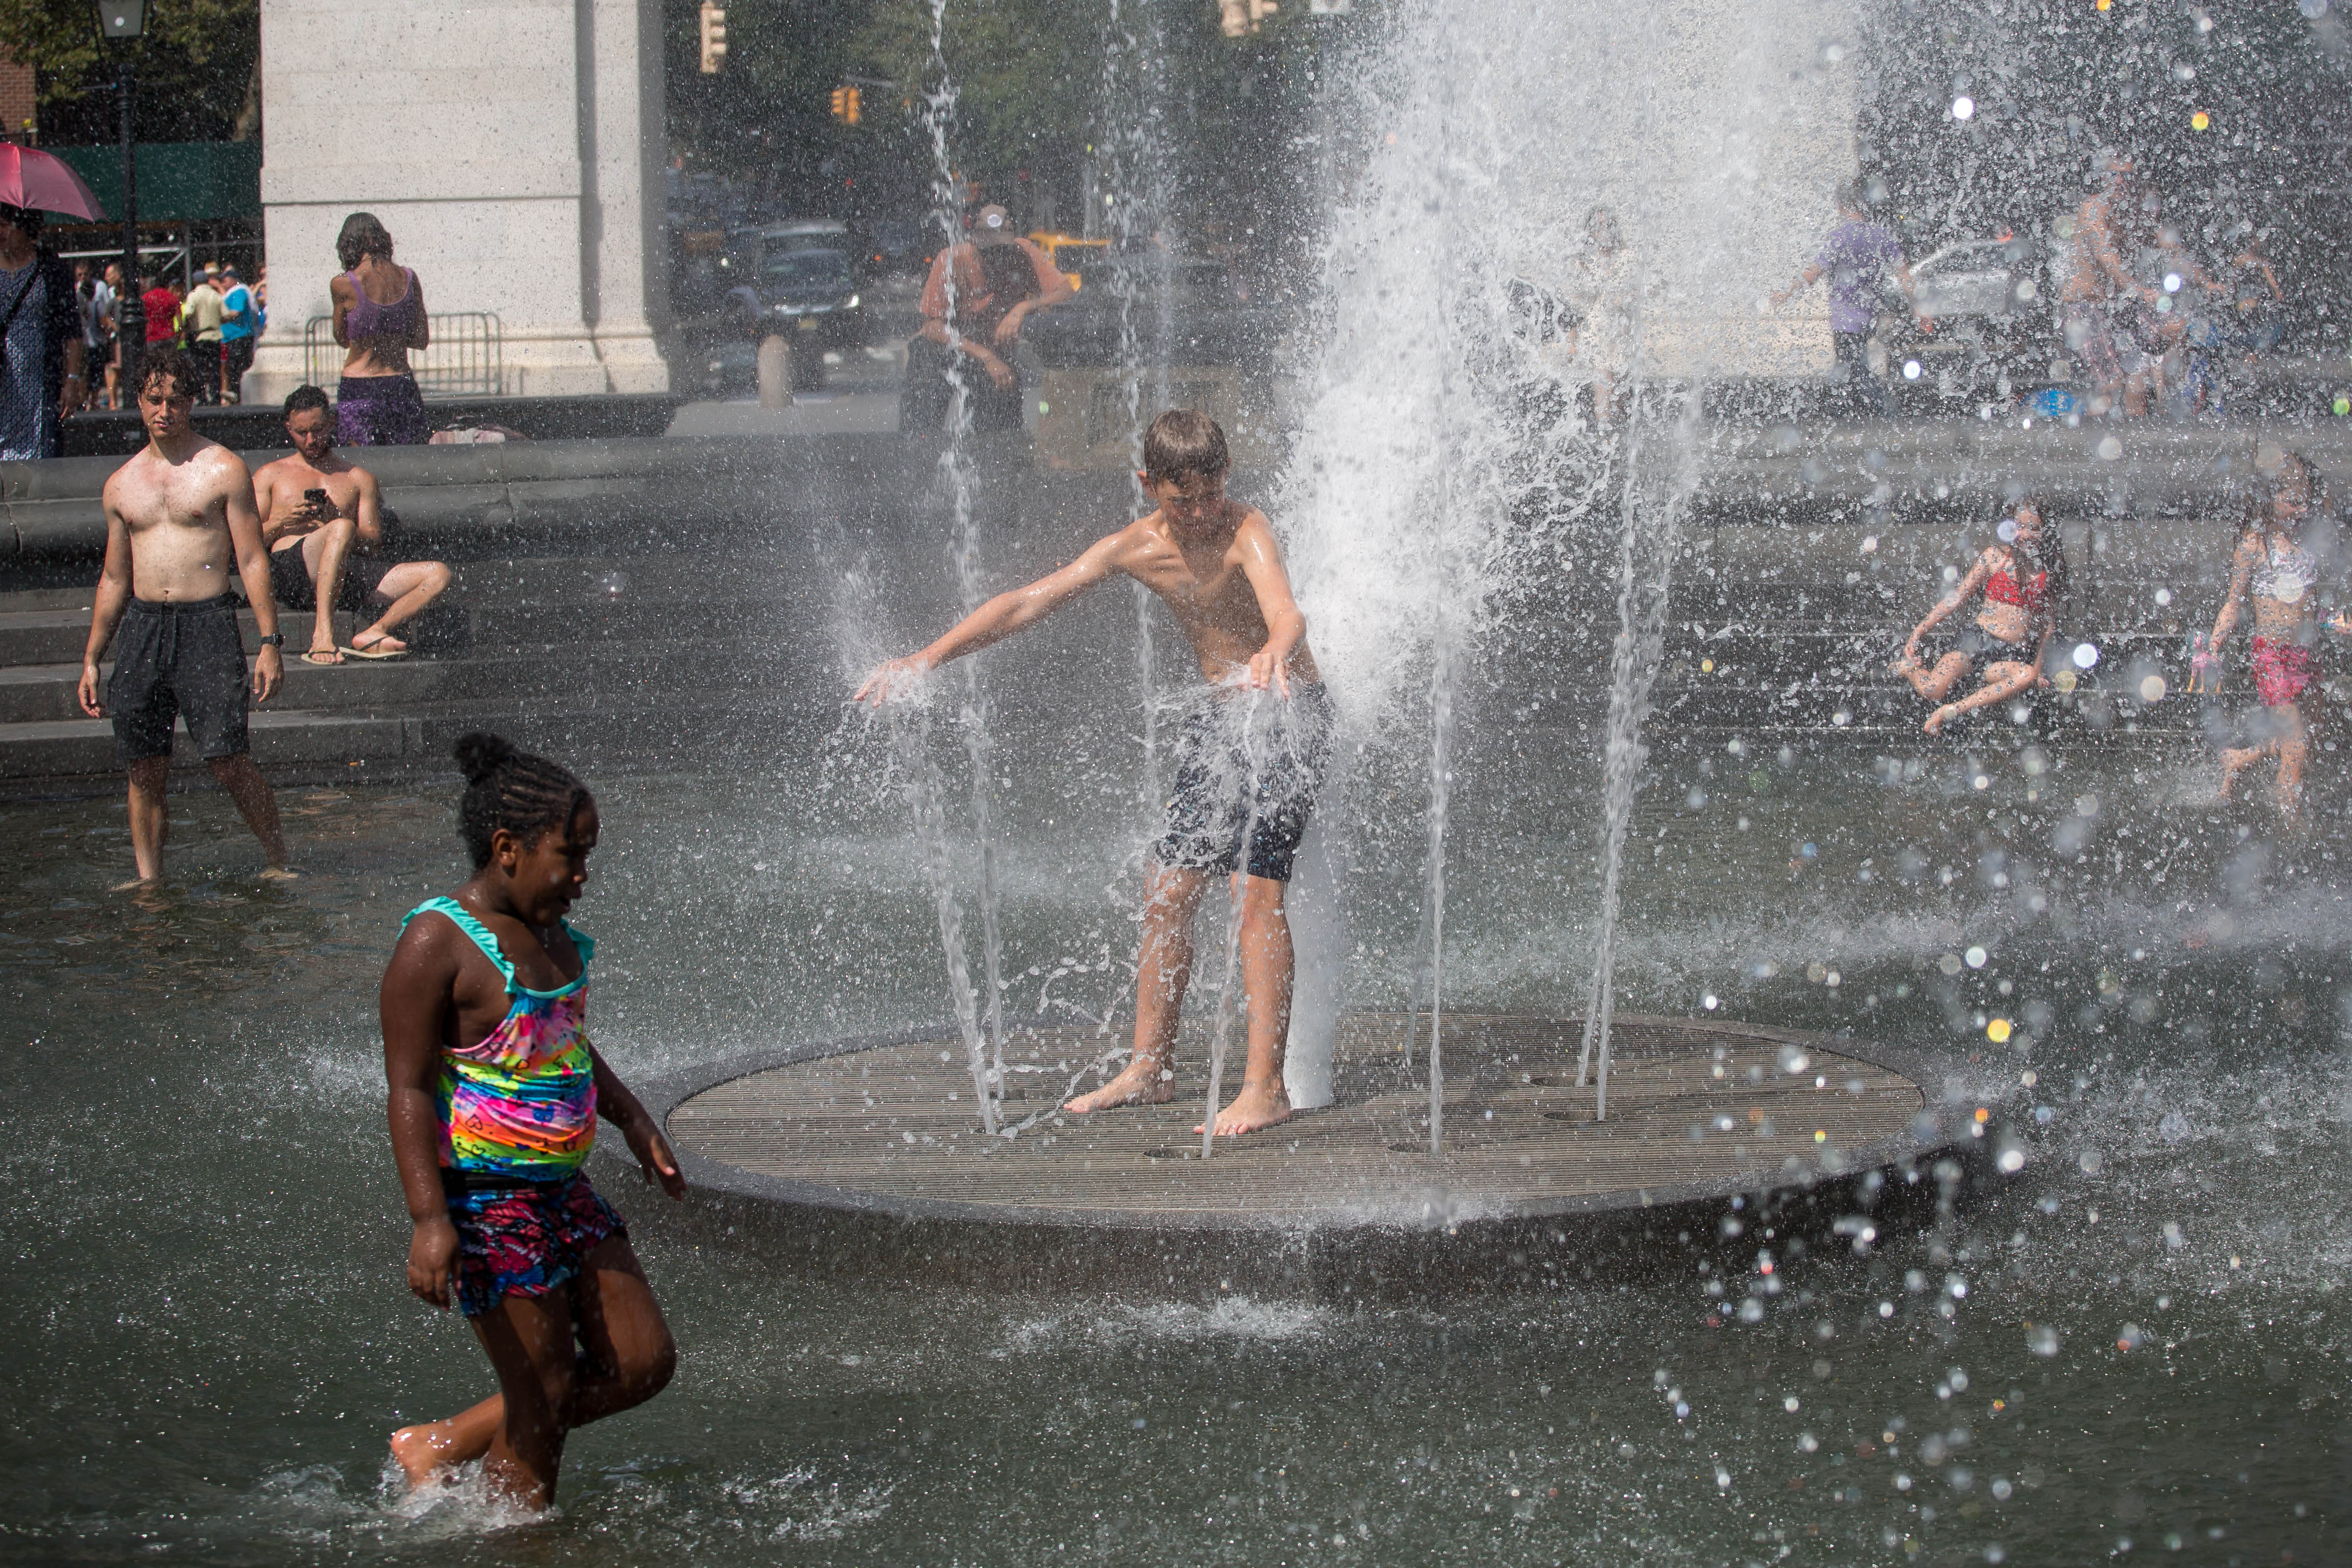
[5,420,2351,564]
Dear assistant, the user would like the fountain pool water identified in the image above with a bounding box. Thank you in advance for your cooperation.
[4,741,2348,1561]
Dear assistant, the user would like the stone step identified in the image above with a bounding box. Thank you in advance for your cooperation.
[0,687,836,789]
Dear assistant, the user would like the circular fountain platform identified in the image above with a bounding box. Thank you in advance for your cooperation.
[653,1014,1961,1232]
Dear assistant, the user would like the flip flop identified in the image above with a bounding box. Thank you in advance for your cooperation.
[341,639,408,660]
[301,649,343,666]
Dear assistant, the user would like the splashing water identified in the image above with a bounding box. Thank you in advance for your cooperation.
[1576,400,1701,1118]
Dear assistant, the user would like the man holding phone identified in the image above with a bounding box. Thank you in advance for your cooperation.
[251,384,452,663]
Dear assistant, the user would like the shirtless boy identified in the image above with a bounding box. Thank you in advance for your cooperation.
[77,349,289,883]
[252,384,453,663]
[858,409,1330,1136]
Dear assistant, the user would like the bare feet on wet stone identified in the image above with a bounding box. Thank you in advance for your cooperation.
[259,865,301,881]
[1923,703,1958,735]
[1199,1082,1292,1137]
[1063,1062,1174,1114]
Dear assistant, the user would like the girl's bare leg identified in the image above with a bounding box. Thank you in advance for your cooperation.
[1926,661,2039,735]
[2217,742,2267,800]
[390,1394,502,1486]
[392,1239,672,1496]
[1066,863,1207,1113]
[1896,650,1971,703]
[2273,701,2309,822]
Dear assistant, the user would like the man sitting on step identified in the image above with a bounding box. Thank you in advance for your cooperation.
[252,384,453,665]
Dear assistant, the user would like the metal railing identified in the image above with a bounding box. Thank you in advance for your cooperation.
[302,312,503,396]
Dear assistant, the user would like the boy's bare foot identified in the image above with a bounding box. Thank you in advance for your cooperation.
[1922,703,1958,735]
[109,874,159,893]
[1063,1063,1173,1114]
[1890,652,1919,678]
[259,864,300,881]
[1199,1082,1292,1137]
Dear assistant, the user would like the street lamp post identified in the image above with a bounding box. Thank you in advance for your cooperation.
[97,1,146,366]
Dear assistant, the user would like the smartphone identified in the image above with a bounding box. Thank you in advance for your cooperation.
[303,488,328,506]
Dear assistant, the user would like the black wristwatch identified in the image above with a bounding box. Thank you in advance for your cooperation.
[256,632,284,647]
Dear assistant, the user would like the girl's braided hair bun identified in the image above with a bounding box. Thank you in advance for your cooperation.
[451,731,591,868]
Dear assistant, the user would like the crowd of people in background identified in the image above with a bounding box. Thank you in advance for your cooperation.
[58,254,267,427]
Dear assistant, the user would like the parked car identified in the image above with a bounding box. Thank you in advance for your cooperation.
[718,219,853,287]
[859,218,933,279]
[1880,235,2048,397]
[748,246,866,390]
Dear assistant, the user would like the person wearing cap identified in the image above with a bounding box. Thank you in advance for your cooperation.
[0,201,86,460]
[901,203,1073,438]
[219,265,257,404]
[182,262,229,406]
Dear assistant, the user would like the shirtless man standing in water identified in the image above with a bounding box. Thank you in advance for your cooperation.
[77,349,290,883]
[858,409,1330,1136]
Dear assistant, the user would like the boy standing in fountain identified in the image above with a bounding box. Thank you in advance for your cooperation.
[858,409,1330,1135]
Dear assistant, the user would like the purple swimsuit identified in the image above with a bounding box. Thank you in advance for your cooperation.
[338,267,429,446]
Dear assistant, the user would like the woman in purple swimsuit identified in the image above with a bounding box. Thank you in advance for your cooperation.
[328,212,430,445]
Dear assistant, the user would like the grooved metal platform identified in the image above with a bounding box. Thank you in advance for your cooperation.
[654,1014,1959,1232]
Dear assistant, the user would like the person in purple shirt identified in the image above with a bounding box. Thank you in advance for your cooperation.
[1773,181,1921,413]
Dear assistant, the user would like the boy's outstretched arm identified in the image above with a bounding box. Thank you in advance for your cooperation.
[1236,512,1308,697]
[855,531,1126,704]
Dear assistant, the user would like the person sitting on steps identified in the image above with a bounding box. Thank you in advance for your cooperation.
[1893,497,2064,735]
[251,385,453,664]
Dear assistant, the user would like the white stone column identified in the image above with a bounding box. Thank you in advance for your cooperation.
[247,0,673,407]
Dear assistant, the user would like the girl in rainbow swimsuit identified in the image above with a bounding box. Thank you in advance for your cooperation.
[378,732,683,1509]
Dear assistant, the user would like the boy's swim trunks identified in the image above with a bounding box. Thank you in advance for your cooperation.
[1154,682,1333,884]
[107,595,250,762]
[443,1171,626,1318]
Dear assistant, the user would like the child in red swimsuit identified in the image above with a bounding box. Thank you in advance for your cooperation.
[1894,499,2065,734]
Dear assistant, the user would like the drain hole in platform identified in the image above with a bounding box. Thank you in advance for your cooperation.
[1387,1142,1436,1154]
[1543,1111,1600,1124]
[1143,1146,1202,1161]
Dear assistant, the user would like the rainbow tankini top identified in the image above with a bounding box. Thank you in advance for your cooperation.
[402,896,597,1184]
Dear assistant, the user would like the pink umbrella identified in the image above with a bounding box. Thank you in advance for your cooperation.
[0,144,106,221]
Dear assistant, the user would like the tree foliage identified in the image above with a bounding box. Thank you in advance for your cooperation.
[0,0,260,144]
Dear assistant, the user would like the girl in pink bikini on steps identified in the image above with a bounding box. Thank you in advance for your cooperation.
[2196,452,2351,822]
[1894,498,2065,735]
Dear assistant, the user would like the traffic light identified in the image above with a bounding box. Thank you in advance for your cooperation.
[698,1,726,73]
[831,85,861,124]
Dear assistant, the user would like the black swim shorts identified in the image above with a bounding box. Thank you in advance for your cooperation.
[1154,682,1334,884]
[107,596,249,762]
[268,541,395,615]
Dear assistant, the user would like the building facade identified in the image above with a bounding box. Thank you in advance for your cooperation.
[247,0,673,403]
